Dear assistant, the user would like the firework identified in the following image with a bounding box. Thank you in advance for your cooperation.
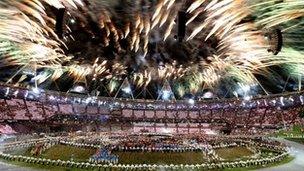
[0,8,68,68]
[0,0,303,99]
[253,0,304,29]
[187,0,205,13]
[186,7,204,26]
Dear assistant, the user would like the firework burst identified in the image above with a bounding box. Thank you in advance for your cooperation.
[0,0,303,99]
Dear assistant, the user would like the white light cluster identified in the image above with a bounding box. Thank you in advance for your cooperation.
[188,99,195,105]
[122,87,132,94]
[162,90,171,100]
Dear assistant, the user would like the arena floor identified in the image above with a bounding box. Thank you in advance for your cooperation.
[0,138,303,171]
[0,161,39,171]
[257,138,304,171]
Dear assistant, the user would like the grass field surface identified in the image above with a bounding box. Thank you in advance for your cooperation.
[113,151,206,164]
[215,147,254,161]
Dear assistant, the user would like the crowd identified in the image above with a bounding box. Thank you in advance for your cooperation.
[89,148,118,164]
[0,86,302,139]
[0,85,303,135]
[0,124,16,135]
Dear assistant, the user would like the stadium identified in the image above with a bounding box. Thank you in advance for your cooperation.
[0,0,304,171]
